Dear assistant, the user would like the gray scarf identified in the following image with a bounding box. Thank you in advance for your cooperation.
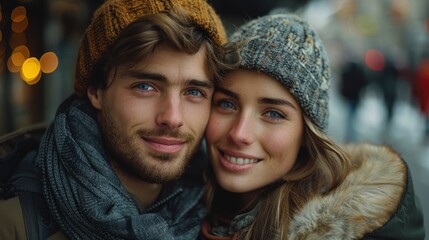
[210,203,260,237]
[36,96,206,239]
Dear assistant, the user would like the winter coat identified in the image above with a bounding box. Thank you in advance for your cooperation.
[288,143,424,239]
[201,143,425,240]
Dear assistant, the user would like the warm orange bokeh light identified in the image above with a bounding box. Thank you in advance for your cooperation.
[11,6,26,22]
[40,52,59,73]
[25,71,42,85]
[11,17,28,33]
[13,45,30,59]
[7,57,21,73]
[20,57,41,82]
[11,52,26,67]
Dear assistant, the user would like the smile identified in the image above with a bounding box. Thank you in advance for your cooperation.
[218,150,261,172]
[225,155,259,165]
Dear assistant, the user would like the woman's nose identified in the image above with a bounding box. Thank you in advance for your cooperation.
[228,114,255,146]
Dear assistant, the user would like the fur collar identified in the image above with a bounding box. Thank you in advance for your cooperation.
[288,143,407,239]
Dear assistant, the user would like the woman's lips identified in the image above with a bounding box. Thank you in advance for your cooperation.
[218,149,260,172]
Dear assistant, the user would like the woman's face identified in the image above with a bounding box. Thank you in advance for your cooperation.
[206,70,304,194]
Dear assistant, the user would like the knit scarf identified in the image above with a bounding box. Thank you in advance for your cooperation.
[210,203,260,237]
[36,95,205,239]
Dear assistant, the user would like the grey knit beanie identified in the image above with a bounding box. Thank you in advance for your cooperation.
[229,14,331,131]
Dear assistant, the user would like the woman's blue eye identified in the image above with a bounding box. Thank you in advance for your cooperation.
[136,83,154,91]
[265,110,285,119]
[186,89,204,97]
[218,100,235,110]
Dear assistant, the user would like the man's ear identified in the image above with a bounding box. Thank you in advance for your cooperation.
[87,86,103,110]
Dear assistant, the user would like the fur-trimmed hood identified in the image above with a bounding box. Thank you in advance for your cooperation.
[288,143,407,239]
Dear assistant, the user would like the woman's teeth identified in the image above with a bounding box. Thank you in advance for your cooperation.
[225,155,258,165]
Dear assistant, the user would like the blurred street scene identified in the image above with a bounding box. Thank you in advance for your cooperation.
[1,0,428,237]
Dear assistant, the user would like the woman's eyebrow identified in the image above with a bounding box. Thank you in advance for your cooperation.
[258,97,298,110]
[215,86,239,99]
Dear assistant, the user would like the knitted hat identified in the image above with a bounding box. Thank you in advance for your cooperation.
[74,0,227,96]
[230,14,331,131]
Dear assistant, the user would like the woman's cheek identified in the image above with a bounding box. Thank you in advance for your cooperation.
[206,113,224,142]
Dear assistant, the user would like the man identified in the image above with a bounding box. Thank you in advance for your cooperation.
[0,0,235,239]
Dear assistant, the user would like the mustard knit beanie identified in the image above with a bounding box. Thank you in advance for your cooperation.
[230,14,331,131]
[74,0,226,96]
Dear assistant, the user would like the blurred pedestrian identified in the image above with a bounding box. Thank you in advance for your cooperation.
[339,61,368,141]
[376,58,399,126]
[414,57,429,141]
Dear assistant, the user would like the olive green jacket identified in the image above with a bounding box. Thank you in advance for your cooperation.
[0,196,67,240]
[0,124,67,239]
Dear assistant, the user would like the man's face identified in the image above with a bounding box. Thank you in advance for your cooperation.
[88,43,213,183]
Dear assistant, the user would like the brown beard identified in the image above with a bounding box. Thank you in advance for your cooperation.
[97,109,199,184]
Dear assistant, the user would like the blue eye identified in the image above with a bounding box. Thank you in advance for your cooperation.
[217,100,236,110]
[136,83,155,91]
[186,89,204,97]
[264,110,285,119]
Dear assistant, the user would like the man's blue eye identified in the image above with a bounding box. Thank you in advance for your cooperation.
[186,89,204,97]
[136,83,154,91]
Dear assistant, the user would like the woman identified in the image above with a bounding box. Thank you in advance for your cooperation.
[201,14,424,239]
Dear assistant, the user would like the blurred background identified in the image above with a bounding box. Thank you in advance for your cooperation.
[1,0,428,236]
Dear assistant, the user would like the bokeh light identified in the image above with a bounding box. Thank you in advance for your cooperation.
[11,17,28,33]
[365,49,385,71]
[11,6,26,23]
[11,52,26,67]
[3,4,56,85]
[7,56,21,73]
[13,45,30,59]
[40,52,59,73]
[25,71,42,85]
[20,57,41,82]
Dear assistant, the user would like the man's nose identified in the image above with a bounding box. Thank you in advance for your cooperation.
[155,94,184,129]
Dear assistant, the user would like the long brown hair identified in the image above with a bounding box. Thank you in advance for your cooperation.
[205,115,351,239]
